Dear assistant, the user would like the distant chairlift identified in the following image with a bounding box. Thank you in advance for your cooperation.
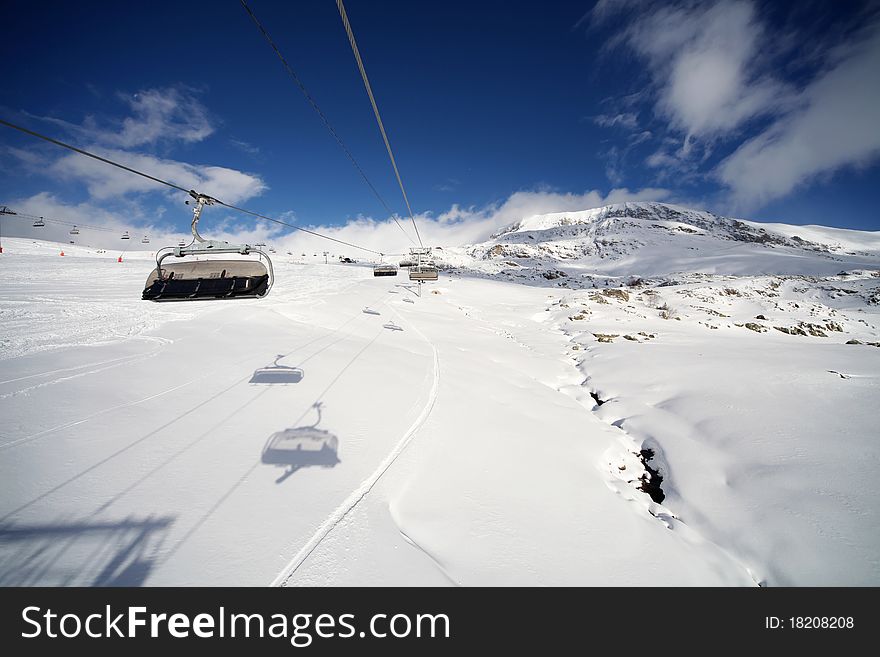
[373,263,398,277]
[142,192,274,302]
[32,217,45,227]
[141,235,150,244]
[70,225,80,235]
[407,247,439,282]
[121,231,130,240]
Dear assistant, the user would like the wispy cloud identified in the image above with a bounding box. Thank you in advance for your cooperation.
[593,112,639,130]
[617,1,792,142]
[101,87,214,148]
[433,178,461,193]
[592,0,880,211]
[48,148,266,204]
[229,138,260,156]
[8,86,267,209]
[718,19,880,210]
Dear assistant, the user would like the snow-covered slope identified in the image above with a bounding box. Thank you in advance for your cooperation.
[440,202,880,281]
[1,204,879,588]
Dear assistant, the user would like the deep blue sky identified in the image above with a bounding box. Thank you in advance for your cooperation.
[1,0,878,244]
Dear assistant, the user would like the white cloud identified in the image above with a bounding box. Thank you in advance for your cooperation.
[274,187,673,256]
[104,88,214,148]
[718,21,880,209]
[620,0,791,141]
[50,148,266,205]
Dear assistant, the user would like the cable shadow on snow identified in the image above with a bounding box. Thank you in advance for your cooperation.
[262,402,340,484]
[249,354,304,384]
[0,515,174,587]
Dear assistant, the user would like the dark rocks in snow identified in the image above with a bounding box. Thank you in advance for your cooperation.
[601,288,630,302]
[742,322,767,333]
[637,449,665,504]
[542,269,567,280]
[755,314,767,320]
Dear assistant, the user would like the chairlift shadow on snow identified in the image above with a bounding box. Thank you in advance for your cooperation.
[249,355,304,385]
[362,307,381,315]
[395,283,420,298]
[0,515,174,586]
[383,322,404,332]
[262,402,340,484]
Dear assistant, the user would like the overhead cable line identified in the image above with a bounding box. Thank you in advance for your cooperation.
[336,0,423,247]
[238,0,415,246]
[0,117,385,256]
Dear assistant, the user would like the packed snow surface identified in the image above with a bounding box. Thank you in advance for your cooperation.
[1,202,879,586]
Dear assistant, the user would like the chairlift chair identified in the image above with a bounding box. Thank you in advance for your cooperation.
[142,192,274,301]
[121,231,130,240]
[33,217,45,227]
[373,263,398,277]
[409,265,439,281]
[407,246,439,282]
[70,225,80,235]
[141,235,150,244]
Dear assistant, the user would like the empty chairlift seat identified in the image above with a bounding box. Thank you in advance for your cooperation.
[142,259,271,301]
[409,264,439,282]
[142,192,274,302]
[373,264,398,277]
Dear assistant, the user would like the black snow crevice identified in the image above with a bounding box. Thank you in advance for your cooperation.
[637,448,665,503]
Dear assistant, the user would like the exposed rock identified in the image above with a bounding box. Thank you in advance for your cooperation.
[602,288,630,302]
[623,334,639,341]
[774,326,807,336]
[593,333,619,343]
[637,448,665,504]
[755,314,767,320]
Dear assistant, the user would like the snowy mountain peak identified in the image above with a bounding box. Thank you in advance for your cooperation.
[460,202,880,280]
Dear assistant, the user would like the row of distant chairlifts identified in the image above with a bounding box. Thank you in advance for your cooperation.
[29,216,150,243]
[140,192,437,302]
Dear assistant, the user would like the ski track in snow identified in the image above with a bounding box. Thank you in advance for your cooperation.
[272,303,440,587]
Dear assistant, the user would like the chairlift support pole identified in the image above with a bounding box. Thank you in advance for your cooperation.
[0,205,13,253]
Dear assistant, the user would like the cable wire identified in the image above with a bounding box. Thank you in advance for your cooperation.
[239,0,415,246]
[0,117,385,256]
[336,0,423,247]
